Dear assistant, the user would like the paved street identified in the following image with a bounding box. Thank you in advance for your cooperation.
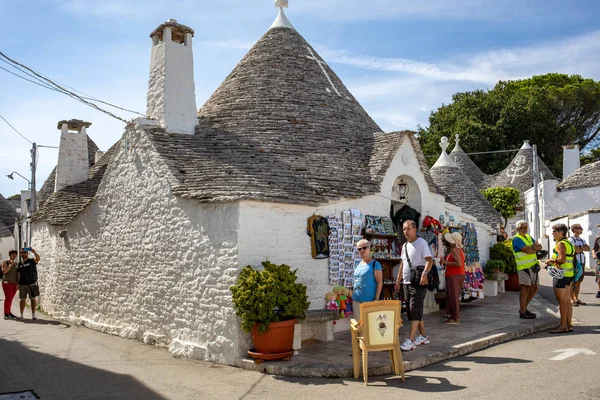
[1,271,599,400]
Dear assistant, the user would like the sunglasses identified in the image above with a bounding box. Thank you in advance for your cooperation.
[573,227,582,230]
[357,246,369,251]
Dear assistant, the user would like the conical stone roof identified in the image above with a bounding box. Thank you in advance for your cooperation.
[558,160,600,191]
[449,135,489,190]
[0,194,18,236]
[487,141,557,192]
[430,137,502,227]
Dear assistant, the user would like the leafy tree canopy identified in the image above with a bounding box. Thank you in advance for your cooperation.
[418,73,600,177]
[481,186,521,225]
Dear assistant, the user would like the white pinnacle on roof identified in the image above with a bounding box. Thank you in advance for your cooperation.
[269,0,295,30]
[432,136,457,168]
[521,140,532,149]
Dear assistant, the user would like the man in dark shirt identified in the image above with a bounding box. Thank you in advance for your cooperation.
[17,248,41,320]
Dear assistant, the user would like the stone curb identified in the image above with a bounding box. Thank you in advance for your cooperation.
[234,317,558,378]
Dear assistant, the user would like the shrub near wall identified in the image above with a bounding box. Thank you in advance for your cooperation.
[489,241,517,273]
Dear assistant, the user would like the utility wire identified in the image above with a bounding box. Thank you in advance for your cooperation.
[0,113,32,144]
[0,51,143,123]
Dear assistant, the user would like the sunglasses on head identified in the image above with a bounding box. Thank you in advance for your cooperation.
[357,246,369,251]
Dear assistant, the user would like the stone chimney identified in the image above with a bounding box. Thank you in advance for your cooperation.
[95,150,104,164]
[146,19,197,135]
[562,144,580,180]
[54,119,91,192]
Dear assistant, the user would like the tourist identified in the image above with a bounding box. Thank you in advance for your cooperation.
[1,249,19,319]
[511,220,542,319]
[545,223,575,334]
[17,248,41,320]
[497,225,508,242]
[439,232,465,324]
[352,239,383,321]
[395,220,434,351]
[593,228,600,298]
[569,224,590,306]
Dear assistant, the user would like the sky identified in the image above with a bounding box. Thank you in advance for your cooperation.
[1,0,600,198]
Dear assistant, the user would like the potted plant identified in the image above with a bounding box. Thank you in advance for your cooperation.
[483,259,507,281]
[490,241,518,291]
[230,261,310,358]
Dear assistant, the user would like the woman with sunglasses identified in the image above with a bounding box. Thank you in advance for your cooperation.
[352,239,383,321]
[545,223,575,334]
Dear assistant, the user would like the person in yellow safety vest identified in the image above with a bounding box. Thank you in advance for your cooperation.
[544,223,575,334]
[512,220,543,319]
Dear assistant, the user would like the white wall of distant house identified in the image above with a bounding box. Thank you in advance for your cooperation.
[544,211,600,270]
[33,128,247,365]
[0,234,17,260]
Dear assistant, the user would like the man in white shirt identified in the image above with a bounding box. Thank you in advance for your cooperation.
[395,220,434,351]
[570,224,590,306]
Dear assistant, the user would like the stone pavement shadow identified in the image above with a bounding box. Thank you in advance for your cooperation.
[423,355,532,372]
[272,374,466,392]
[16,318,71,328]
[0,338,166,399]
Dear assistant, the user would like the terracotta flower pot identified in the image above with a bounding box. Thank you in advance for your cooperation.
[505,272,521,291]
[251,319,297,354]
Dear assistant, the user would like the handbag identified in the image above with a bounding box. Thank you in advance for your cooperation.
[405,243,432,287]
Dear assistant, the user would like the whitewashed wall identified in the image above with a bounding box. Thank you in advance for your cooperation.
[545,212,600,270]
[0,234,17,260]
[33,128,245,364]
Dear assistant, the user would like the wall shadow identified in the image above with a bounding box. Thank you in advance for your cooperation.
[0,338,166,399]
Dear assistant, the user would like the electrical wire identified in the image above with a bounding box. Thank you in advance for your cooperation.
[0,51,143,123]
[0,113,32,144]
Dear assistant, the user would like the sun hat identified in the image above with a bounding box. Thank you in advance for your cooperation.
[444,232,463,248]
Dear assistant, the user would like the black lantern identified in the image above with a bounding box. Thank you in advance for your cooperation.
[395,178,409,201]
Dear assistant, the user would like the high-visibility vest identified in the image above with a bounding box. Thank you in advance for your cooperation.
[552,239,575,278]
[513,234,538,271]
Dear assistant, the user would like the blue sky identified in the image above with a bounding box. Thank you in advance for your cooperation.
[1,0,600,197]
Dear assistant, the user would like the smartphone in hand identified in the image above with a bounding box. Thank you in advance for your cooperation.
[23,247,32,252]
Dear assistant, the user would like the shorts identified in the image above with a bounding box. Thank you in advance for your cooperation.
[19,283,39,300]
[553,276,573,289]
[518,267,539,286]
[404,284,426,321]
[596,261,600,283]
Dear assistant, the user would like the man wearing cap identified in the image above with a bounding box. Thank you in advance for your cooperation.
[512,220,542,319]
[1,249,19,319]
[17,248,41,320]
[569,224,590,306]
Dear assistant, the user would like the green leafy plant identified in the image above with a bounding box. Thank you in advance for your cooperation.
[483,259,506,274]
[481,187,521,226]
[230,261,310,333]
[489,241,517,273]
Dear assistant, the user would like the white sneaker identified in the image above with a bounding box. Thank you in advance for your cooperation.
[414,335,430,345]
[31,313,37,321]
[400,338,415,351]
[18,314,23,320]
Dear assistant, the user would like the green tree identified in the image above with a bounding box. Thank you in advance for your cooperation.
[418,73,600,176]
[481,187,521,226]
[580,146,600,166]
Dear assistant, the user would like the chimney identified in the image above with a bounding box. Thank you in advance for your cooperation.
[95,150,104,164]
[146,19,197,135]
[562,144,580,180]
[54,119,91,192]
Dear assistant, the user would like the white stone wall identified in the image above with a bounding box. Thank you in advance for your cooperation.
[524,179,600,246]
[54,126,89,192]
[146,30,197,135]
[0,234,17,260]
[544,212,600,269]
[34,128,245,364]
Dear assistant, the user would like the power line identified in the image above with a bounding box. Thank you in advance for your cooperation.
[0,113,32,144]
[0,51,144,123]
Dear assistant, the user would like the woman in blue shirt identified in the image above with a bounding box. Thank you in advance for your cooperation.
[352,239,383,320]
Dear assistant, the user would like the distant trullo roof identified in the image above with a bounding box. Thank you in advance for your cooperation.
[557,160,600,191]
[430,137,502,227]
[0,194,18,236]
[486,141,557,192]
[449,135,489,190]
